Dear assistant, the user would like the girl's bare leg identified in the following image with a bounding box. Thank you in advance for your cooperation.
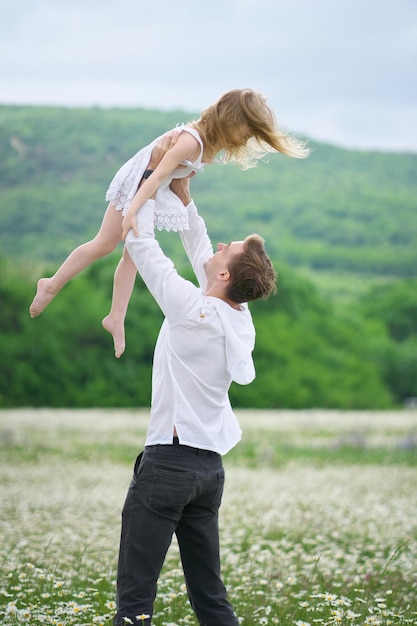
[30,204,122,317]
[102,247,137,358]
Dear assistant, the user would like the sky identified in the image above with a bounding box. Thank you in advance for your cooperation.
[1,0,416,152]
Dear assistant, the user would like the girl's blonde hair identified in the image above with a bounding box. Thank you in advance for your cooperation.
[192,88,309,169]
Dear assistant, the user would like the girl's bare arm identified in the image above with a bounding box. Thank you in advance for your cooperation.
[122,132,200,239]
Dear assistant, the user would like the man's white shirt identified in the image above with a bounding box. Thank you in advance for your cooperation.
[126,199,256,455]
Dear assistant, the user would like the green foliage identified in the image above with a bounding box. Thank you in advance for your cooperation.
[359,278,417,341]
[0,105,416,408]
[0,256,162,408]
[0,257,399,409]
[357,279,417,402]
[230,266,392,409]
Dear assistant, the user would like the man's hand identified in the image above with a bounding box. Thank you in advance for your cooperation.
[123,131,181,240]
[148,130,179,171]
[170,176,192,207]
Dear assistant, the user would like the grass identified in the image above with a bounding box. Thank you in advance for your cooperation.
[1,408,416,625]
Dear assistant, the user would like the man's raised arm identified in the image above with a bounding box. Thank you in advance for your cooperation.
[125,141,200,323]
[170,177,213,290]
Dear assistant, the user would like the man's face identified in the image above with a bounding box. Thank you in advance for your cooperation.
[204,241,245,279]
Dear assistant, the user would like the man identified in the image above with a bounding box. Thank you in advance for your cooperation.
[114,141,277,626]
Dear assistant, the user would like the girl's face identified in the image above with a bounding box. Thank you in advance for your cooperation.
[227,123,252,147]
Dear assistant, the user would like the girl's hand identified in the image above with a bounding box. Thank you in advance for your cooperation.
[122,130,199,241]
[121,134,177,241]
[122,212,138,240]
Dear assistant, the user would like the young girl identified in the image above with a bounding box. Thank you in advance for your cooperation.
[30,88,309,356]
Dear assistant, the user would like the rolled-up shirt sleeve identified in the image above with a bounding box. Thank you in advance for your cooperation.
[179,201,213,291]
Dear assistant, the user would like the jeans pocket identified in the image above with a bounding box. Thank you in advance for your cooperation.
[133,451,144,480]
[207,468,225,512]
[150,466,198,517]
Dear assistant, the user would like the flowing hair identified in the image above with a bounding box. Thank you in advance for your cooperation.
[192,88,309,168]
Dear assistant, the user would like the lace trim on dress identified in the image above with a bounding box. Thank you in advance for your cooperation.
[154,212,189,232]
[111,189,130,213]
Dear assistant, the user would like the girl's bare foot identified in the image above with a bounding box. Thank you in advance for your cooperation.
[29,278,57,318]
[102,315,126,358]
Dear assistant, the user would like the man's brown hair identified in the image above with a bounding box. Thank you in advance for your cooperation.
[226,234,277,303]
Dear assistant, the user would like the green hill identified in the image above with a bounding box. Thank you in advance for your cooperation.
[1,105,416,296]
[1,105,416,409]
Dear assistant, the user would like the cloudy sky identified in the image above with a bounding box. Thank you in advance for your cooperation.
[2,0,416,152]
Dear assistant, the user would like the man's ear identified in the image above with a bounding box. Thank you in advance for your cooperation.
[217,270,230,282]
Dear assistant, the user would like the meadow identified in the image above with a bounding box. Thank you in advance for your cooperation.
[1,408,416,625]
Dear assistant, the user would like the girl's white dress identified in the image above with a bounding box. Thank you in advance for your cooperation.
[105,126,205,232]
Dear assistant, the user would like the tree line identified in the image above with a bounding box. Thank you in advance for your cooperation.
[1,255,415,409]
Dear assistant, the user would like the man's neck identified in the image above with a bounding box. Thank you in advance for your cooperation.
[204,288,241,311]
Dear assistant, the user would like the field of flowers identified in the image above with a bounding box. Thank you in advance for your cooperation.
[1,408,416,625]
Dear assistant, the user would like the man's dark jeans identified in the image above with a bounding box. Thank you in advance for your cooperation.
[114,439,239,626]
